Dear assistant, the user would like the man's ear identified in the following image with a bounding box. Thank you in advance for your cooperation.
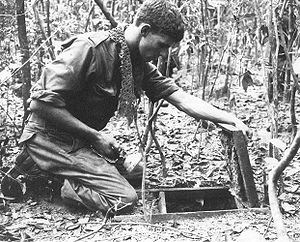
[140,24,151,37]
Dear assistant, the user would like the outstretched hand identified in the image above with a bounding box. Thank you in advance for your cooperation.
[233,117,252,139]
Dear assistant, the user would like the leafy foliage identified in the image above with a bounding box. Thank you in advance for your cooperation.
[0,1,16,70]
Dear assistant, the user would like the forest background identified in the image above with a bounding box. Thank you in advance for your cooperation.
[1,0,300,241]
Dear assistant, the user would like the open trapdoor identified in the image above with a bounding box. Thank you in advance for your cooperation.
[122,123,259,221]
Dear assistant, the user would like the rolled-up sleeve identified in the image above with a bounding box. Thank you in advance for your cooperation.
[142,62,179,102]
[30,38,96,107]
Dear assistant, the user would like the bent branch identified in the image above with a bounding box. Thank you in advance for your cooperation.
[268,126,300,241]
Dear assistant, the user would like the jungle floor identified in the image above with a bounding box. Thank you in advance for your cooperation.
[0,70,300,241]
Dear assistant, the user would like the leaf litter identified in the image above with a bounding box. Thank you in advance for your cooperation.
[0,80,300,241]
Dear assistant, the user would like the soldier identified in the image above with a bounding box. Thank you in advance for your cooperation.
[2,0,248,213]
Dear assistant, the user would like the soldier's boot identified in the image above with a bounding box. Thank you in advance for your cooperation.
[1,148,61,200]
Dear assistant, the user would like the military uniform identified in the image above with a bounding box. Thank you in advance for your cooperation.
[3,30,179,212]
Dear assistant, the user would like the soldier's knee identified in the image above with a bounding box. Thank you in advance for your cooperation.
[123,187,138,205]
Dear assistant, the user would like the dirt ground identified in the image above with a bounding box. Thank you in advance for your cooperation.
[1,191,299,241]
[1,198,299,242]
[1,72,300,241]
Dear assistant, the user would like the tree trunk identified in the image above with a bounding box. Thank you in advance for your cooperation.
[254,17,258,63]
[284,0,294,102]
[202,48,211,101]
[85,4,95,32]
[272,6,279,140]
[290,86,297,138]
[111,0,115,17]
[16,0,31,125]
[199,0,206,88]
[46,0,52,47]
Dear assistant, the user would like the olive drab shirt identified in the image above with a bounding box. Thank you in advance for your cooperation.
[22,30,179,138]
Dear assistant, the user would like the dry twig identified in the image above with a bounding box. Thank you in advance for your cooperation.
[32,0,55,60]
[84,4,95,32]
[74,201,132,242]
[76,221,206,241]
[94,0,118,28]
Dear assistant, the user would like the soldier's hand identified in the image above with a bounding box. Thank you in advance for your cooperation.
[91,132,120,159]
[233,118,252,139]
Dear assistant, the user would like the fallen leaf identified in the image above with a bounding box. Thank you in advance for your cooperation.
[269,138,286,151]
[232,223,247,233]
[237,229,266,242]
[65,223,80,231]
[281,202,296,214]
[264,157,279,171]
[78,217,89,224]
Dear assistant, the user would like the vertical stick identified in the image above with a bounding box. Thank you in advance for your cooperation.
[16,0,32,126]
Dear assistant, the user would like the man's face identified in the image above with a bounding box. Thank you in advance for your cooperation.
[138,31,175,62]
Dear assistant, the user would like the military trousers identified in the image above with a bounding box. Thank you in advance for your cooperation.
[20,123,138,212]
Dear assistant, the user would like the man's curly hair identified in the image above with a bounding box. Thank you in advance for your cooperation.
[134,0,185,43]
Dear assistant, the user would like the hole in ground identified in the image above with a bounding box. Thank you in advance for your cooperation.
[163,187,237,213]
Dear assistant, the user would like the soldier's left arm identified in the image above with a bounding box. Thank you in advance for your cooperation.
[165,89,249,135]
